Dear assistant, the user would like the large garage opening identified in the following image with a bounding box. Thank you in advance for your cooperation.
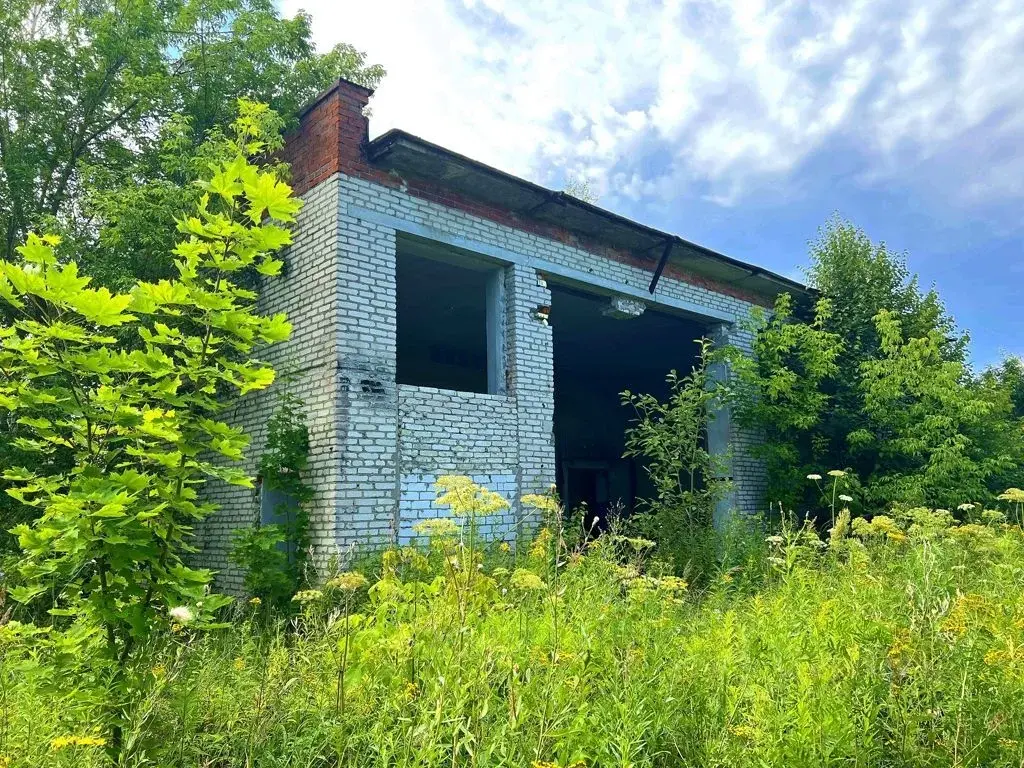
[550,284,709,526]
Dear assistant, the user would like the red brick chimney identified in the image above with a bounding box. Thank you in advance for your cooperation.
[282,78,374,196]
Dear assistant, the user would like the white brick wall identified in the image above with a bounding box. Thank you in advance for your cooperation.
[397,472,518,545]
[196,167,770,590]
[195,178,348,592]
[398,385,518,471]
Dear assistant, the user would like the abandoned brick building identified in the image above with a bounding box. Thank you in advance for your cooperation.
[196,78,806,589]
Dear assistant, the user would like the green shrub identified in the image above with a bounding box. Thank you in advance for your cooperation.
[0,100,298,756]
[621,338,730,578]
[230,388,313,607]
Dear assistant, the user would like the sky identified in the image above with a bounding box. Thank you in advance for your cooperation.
[281,0,1024,368]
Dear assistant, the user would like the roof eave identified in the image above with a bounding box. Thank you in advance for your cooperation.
[366,129,809,302]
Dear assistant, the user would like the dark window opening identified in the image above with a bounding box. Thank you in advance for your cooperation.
[396,235,504,394]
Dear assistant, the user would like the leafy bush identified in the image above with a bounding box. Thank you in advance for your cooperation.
[230,388,313,607]
[0,100,298,755]
[621,338,730,577]
[723,218,1024,517]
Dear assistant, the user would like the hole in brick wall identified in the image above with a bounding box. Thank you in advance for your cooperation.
[396,233,504,394]
[361,379,386,396]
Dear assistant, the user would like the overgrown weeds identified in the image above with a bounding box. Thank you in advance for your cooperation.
[4,480,1024,767]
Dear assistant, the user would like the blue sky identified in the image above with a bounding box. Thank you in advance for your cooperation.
[284,0,1023,368]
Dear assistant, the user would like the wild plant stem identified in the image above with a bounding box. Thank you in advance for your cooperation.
[336,598,351,716]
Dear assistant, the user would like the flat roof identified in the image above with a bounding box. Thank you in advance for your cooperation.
[366,128,808,301]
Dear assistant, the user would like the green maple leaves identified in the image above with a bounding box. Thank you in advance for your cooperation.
[0,100,300,646]
[0,235,137,326]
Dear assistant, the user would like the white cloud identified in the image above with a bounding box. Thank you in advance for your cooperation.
[284,0,1024,211]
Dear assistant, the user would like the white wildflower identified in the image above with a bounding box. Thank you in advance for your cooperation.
[806,474,822,481]
[169,606,194,624]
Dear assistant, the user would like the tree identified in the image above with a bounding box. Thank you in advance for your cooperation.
[725,294,843,509]
[0,0,170,256]
[807,215,967,367]
[622,339,730,575]
[564,176,599,204]
[2,100,298,753]
[855,311,1003,507]
[0,1,383,557]
[727,216,1024,515]
[803,216,968,482]
[0,0,384,267]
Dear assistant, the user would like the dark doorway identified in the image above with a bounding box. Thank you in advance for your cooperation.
[550,284,708,523]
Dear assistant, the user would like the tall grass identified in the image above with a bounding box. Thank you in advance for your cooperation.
[3,506,1024,767]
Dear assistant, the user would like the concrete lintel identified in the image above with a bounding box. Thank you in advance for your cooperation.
[347,204,738,325]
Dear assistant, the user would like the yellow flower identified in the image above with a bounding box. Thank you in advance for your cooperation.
[233,657,246,671]
[435,475,509,516]
[984,649,1008,666]
[511,568,546,591]
[887,628,912,663]
[947,523,995,542]
[291,589,323,604]
[499,541,511,553]
[413,517,460,538]
[152,664,166,680]
[51,735,107,750]
[529,527,552,558]
[655,575,689,595]
[728,723,760,741]
[521,493,560,516]
[248,596,262,606]
[619,535,656,552]
[328,571,369,592]
[942,593,989,637]
[830,508,852,548]
[853,515,907,543]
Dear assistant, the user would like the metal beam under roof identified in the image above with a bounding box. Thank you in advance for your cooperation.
[367,129,809,302]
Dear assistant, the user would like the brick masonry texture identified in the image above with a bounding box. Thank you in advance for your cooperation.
[196,80,771,590]
[398,386,518,472]
[396,387,522,542]
[397,473,518,546]
[195,177,347,592]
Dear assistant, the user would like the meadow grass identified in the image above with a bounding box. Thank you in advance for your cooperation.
[3,506,1024,767]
